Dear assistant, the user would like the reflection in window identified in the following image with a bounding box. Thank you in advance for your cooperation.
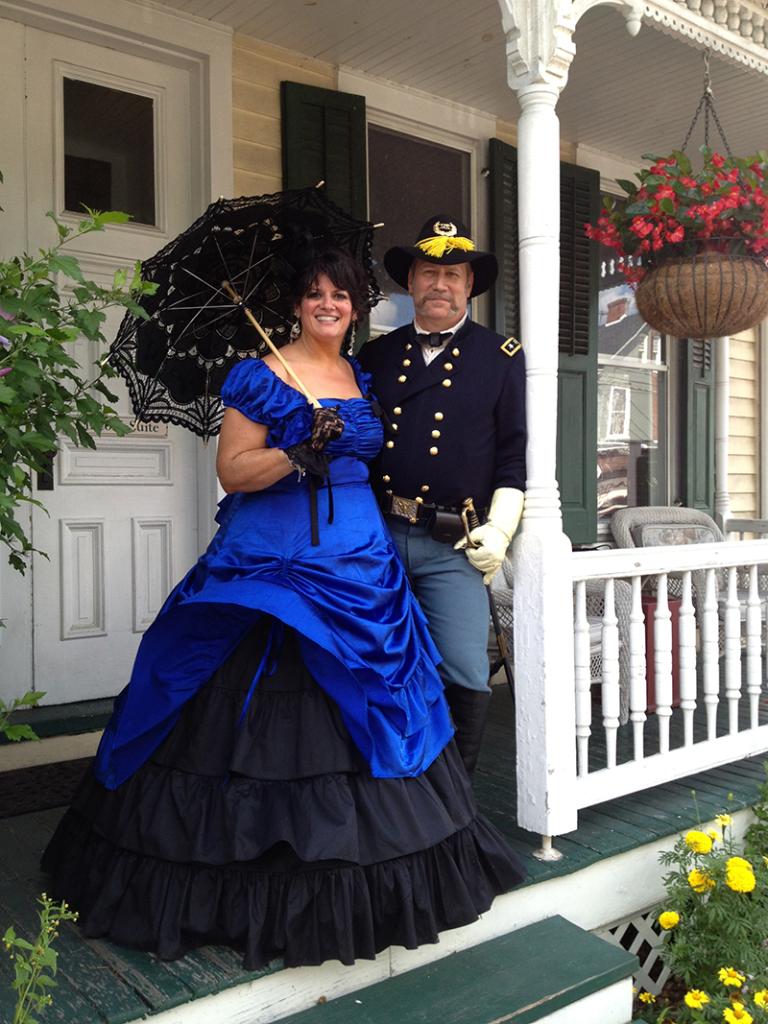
[368,124,471,333]
[63,78,156,225]
[597,245,667,519]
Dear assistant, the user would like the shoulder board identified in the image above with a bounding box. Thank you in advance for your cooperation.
[500,337,522,358]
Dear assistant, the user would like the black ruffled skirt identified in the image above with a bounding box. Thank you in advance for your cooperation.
[41,621,526,969]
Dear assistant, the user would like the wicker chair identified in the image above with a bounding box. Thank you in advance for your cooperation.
[490,556,633,724]
[610,505,768,645]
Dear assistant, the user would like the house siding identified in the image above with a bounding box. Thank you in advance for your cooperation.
[729,329,759,518]
[232,35,336,196]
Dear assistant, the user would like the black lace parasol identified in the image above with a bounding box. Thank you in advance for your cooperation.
[109,185,381,441]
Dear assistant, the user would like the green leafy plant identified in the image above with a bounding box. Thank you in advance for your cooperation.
[635,796,768,1023]
[0,692,43,742]
[3,894,78,1024]
[0,203,156,572]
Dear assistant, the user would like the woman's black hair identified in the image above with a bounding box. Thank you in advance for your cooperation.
[289,248,371,319]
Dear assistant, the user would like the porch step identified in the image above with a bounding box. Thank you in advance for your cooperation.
[277,916,638,1024]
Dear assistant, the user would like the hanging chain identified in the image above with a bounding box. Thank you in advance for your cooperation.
[680,48,733,156]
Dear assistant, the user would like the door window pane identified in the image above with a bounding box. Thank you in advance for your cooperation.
[368,124,471,332]
[64,78,156,225]
[597,248,667,519]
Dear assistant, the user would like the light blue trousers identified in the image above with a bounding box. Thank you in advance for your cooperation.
[386,518,491,693]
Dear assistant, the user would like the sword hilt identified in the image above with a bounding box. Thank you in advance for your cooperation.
[460,497,481,547]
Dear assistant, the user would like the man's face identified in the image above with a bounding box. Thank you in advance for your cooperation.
[408,259,473,331]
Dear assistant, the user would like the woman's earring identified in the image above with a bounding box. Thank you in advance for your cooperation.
[347,320,357,356]
[290,317,301,341]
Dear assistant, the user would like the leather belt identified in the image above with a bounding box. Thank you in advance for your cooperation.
[382,493,486,525]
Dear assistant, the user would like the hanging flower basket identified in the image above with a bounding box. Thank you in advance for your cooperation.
[586,149,768,339]
[635,248,768,339]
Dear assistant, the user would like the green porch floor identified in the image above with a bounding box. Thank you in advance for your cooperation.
[0,685,765,1023]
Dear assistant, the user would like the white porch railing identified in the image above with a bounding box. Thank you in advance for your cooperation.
[553,540,768,821]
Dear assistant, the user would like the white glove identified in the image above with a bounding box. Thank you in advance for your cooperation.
[454,487,524,584]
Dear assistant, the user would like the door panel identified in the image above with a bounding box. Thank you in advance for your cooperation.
[25,29,200,704]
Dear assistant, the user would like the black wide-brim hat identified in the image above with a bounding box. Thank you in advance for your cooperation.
[384,215,498,298]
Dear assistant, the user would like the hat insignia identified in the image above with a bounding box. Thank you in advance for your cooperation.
[432,221,458,237]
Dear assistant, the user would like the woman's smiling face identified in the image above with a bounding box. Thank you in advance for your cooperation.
[296,273,354,345]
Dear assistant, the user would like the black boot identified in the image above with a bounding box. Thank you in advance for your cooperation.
[445,686,491,775]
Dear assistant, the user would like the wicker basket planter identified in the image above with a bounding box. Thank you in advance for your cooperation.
[635,250,768,339]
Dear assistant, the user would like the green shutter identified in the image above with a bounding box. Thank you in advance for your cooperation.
[489,138,520,339]
[489,142,598,544]
[683,339,715,513]
[281,81,367,220]
[558,160,599,545]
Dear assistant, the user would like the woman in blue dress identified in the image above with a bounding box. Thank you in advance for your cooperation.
[42,248,525,969]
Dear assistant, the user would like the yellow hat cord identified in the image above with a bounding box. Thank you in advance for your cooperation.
[415,235,476,259]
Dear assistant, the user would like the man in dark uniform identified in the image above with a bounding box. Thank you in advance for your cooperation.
[358,215,526,773]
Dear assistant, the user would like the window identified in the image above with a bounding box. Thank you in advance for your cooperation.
[597,245,668,520]
[63,78,156,225]
[367,124,471,333]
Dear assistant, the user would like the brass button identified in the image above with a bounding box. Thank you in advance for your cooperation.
[420,484,430,493]
[398,375,407,383]
[402,358,411,367]
[393,406,402,415]
[386,440,395,448]
[415,496,424,505]
[443,362,453,371]
[392,423,398,431]
[429,446,439,456]
[452,347,460,357]
[385,488,393,496]
[434,412,444,421]
[382,474,391,483]
[441,379,452,388]
[405,343,412,351]
[431,429,441,438]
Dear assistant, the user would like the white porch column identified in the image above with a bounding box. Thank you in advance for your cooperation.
[714,336,731,531]
[497,0,644,847]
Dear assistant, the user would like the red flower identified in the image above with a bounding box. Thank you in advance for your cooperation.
[711,152,726,168]
[655,184,675,200]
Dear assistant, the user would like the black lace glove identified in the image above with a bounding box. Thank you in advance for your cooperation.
[310,406,344,450]
[283,442,330,479]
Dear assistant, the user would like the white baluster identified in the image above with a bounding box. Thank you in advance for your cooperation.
[653,573,673,753]
[601,578,620,769]
[724,566,741,734]
[714,0,729,24]
[753,14,765,44]
[702,568,720,739]
[686,0,702,10]
[746,564,762,729]
[740,9,753,38]
[726,0,741,31]
[574,580,591,776]
[679,570,697,746]
[701,0,715,17]
[629,575,647,761]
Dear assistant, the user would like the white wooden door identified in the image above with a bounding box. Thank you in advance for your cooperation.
[25,29,201,704]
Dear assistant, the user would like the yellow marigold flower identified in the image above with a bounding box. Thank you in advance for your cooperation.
[685,829,714,854]
[754,990,768,1009]
[689,867,716,893]
[716,813,733,827]
[685,989,710,1009]
[723,1002,753,1024]
[708,829,722,842]
[726,857,756,894]
[719,967,746,987]
[638,992,656,1004]
[658,911,680,930]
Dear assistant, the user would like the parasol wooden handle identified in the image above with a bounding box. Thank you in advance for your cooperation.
[221,280,321,409]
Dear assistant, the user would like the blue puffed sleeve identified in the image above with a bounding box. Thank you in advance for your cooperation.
[221,358,313,449]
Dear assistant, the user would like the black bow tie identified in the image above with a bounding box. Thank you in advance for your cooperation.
[423,331,452,348]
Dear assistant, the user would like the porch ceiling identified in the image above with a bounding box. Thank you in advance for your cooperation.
[163,0,768,164]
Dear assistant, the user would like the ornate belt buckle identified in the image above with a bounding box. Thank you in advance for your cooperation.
[391,494,420,524]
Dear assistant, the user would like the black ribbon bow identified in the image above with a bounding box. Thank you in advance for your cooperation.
[424,331,452,348]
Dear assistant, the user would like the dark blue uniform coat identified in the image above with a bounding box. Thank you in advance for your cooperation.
[358,319,527,511]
